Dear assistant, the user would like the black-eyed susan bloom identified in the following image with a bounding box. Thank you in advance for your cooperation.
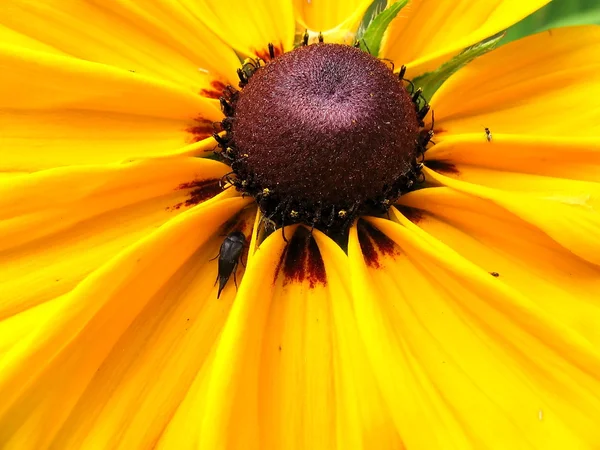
[1,0,600,448]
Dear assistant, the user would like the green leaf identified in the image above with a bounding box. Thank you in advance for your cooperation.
[359,0,409,56]
[502,0,600,45]
[412,32,504,102]
[356,0,387,41]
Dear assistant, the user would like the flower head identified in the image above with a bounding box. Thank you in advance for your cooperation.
[1,0,600,449]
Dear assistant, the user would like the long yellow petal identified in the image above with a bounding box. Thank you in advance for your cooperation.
[0,45,221,171]
[430,26,600,137]
[424,167,600,266]
[380,0,549,76]
[1,0,241,91]
[396,188,600,346]
[0,157,231,320]
[179,227,401,450]
[180,0,295,59]
[0,196,251,449]
[349,217,600,448]
[426,135,600,183]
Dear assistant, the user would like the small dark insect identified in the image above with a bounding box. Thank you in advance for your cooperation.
[213,231,246,298]
[489,271,500,277]
[485,127,493,142]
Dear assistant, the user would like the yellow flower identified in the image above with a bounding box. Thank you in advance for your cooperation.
[1,0,600,449]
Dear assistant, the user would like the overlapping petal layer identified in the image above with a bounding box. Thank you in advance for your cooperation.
[380,0,550,76]
[424,167,600,266]
[421,25,600,267]
[0,0,240,91]
[0,46,222,171]
[0,157,229,319]
[430,25,600,137]
[348,217,600,448]
[180,0,295,58]
[0,196,251,449]
[421,140,600,268]
[397,189,600,346]
[163,227,402,450]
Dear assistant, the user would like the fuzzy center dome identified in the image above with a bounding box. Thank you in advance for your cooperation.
[232,43,419,210]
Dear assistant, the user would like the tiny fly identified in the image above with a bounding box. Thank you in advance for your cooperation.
[484,127,493,142]
[213,231,246,299]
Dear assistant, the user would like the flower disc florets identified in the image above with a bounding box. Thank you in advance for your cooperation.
[217,43,422,232]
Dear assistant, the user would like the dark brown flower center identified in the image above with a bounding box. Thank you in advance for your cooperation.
[217,43,422,232]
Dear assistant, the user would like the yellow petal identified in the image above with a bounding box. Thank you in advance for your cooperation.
[180,0,295,59]
[430,25,600,137]
[293,0,372,35]
[426,135,600,183]
[1,0,241,91]
[380,0,549,76]
[173,227,401,450]
[0,196,251,449]
[0,157,231,320]
[349,217,600,448]
[396,188,600,346]
[0,45,222,171]
[424,166,600,266]
[0,23,64,55]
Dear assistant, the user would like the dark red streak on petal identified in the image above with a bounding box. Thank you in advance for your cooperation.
[275,227,327,288]
[357,220,400,268]
[425,160,460,175]
[168,179,222,210]
[185,116,215,143]
[395,205,423,224]
[199,80,228,99]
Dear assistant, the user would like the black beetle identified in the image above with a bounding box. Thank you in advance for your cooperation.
[213,231,246,299]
